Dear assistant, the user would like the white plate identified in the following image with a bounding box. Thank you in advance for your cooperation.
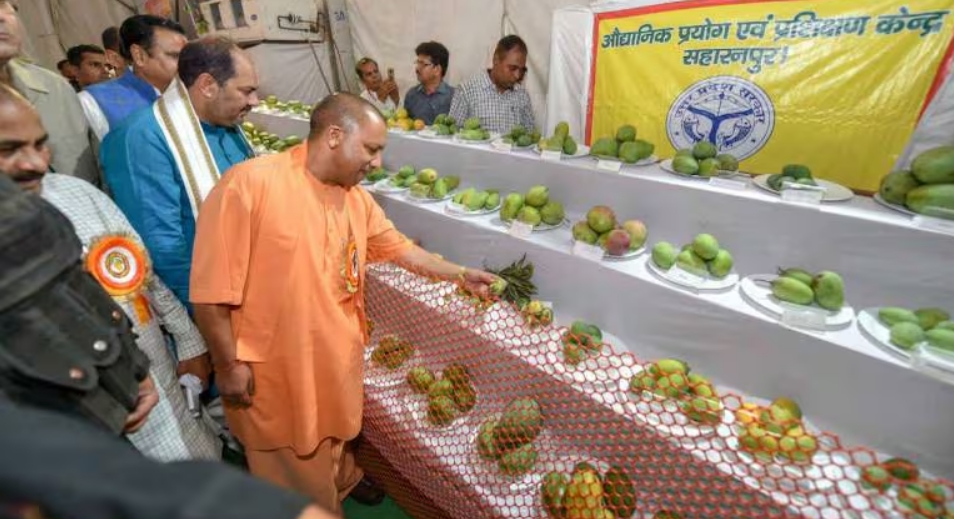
[417,127,453,140]
[591,154,659,167]
[646,259,739,291]
[406,190,455,204]
[374,178,411,193]
[491,137,535,151]
[660,159,744,180]
[739,274,855,328]
[445,200,500,216]
[752,174,854,202]
[531,144,591,159]
[857,308,914,360]
[454,133,497,145]
[495,217,568,232]
[363,345,417,389]
[872,193,916,216]
[361,172,394,186]
[571,240,645,261]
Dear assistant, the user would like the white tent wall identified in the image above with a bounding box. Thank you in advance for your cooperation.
[345,0,586,130]
[17,0,134,68]
[545,1,954,166]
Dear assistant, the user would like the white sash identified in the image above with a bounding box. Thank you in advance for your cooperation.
[153,78,221,220]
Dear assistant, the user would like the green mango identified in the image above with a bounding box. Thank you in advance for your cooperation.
[426,394,457,426]
[656,358,688,375]
[698,158,720,177]
[615,124,636,143]
[541,472,569,519]
[498,443,537,476]
[463,117,481,131]
[451,383,477,413]
[430,178,449,199]
[554,121,570,140]
[767,173,785,191]
[911,145,954,184]
[602,466,635,518]
[572,221,598,245]
[926,328,954,353]
[544,136,565,152]
[443,363,472,389]
[402,175,418,188]
[467,191,489,212]
[485,192,500,210]
[572,462,602,481]
[540,201,565,226]
[500,193,524,222]
[563,341,586,366]
[398,165,415,178]
[708,249,733,279]
[517,206,542,227]
[455,187,474,206]
[676,249,708,277]
[771,277,814,306]
[586,206,616,234]
[406,367,435,394]
[692,141,717,160]
[476,418,499,460]
[618,141,642,164]
[633,139,655,160]
[915,307,951,330]
[409,183,430,198]
[493,398,543,453]
[777,267,814,287]
[442,175,460,190]
[436,124,452,136]
[510,125,527,139]
[890,322,925,351]
[905,184,954,217]
[525,185,550,208]
[651,241,678,270]
[516,134,533,147]
[782,164,813,180]
[691,233,720,260]
[878,307,919,327]
[812,271,845,311]
[568,320,602,352]
[935,320,954,331]
[672,155,699,175]
[427,378,454,400]
[716,153,739,171]
[562,135,578,156]
[459,128,485,141]
[591,137,619,158]
[879,170,921,205]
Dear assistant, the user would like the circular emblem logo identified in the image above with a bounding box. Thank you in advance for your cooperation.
[667,76,775,161]
[84,235,149,297]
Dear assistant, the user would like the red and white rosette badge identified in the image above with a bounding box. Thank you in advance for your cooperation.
[84,235,150,298]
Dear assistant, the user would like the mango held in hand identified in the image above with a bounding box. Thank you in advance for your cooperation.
[771,276,814,306]
[811,271,845,311]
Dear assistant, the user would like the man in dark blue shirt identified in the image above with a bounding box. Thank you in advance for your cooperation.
[403,41,454,125]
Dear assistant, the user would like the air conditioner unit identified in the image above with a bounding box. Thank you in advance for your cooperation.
[196,0,325,43]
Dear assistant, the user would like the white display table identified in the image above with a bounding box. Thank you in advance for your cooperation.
[248,111,954,515]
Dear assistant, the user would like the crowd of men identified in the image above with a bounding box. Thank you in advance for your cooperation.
[1,1,508,517]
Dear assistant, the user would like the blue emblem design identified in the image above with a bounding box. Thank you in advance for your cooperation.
[666,76,775,160]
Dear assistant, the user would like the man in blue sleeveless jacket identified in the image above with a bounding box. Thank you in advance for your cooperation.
[79,15,187,142]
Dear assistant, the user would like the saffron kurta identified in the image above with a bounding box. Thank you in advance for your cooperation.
[190,144,411,453]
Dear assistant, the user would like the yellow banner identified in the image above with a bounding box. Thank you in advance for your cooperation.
[588,0,954,191]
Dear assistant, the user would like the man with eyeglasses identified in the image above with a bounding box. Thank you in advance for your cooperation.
[449,34,535,135]
[403,41,453,125]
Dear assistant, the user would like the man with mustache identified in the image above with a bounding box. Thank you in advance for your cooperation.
[0,0,99,184]
[449,34,535,134]
[100,37,258,309]
[190,92,498,513]
[0,82,220,462]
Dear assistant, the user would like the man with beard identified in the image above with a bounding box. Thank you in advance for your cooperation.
[0,83,220,462]
[100,37,258,308]
[190,92,498,513]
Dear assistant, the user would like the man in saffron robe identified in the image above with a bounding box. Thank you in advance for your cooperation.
[190,93,497,513]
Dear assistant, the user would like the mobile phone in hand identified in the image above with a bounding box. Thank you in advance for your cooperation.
[387,68,395,81]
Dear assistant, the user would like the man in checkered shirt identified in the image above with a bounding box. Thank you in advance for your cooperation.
[449,35,535,134]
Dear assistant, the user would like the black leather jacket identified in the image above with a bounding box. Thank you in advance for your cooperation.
[0,174,149,434]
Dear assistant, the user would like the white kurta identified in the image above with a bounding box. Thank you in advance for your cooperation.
[41,173,221,462]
